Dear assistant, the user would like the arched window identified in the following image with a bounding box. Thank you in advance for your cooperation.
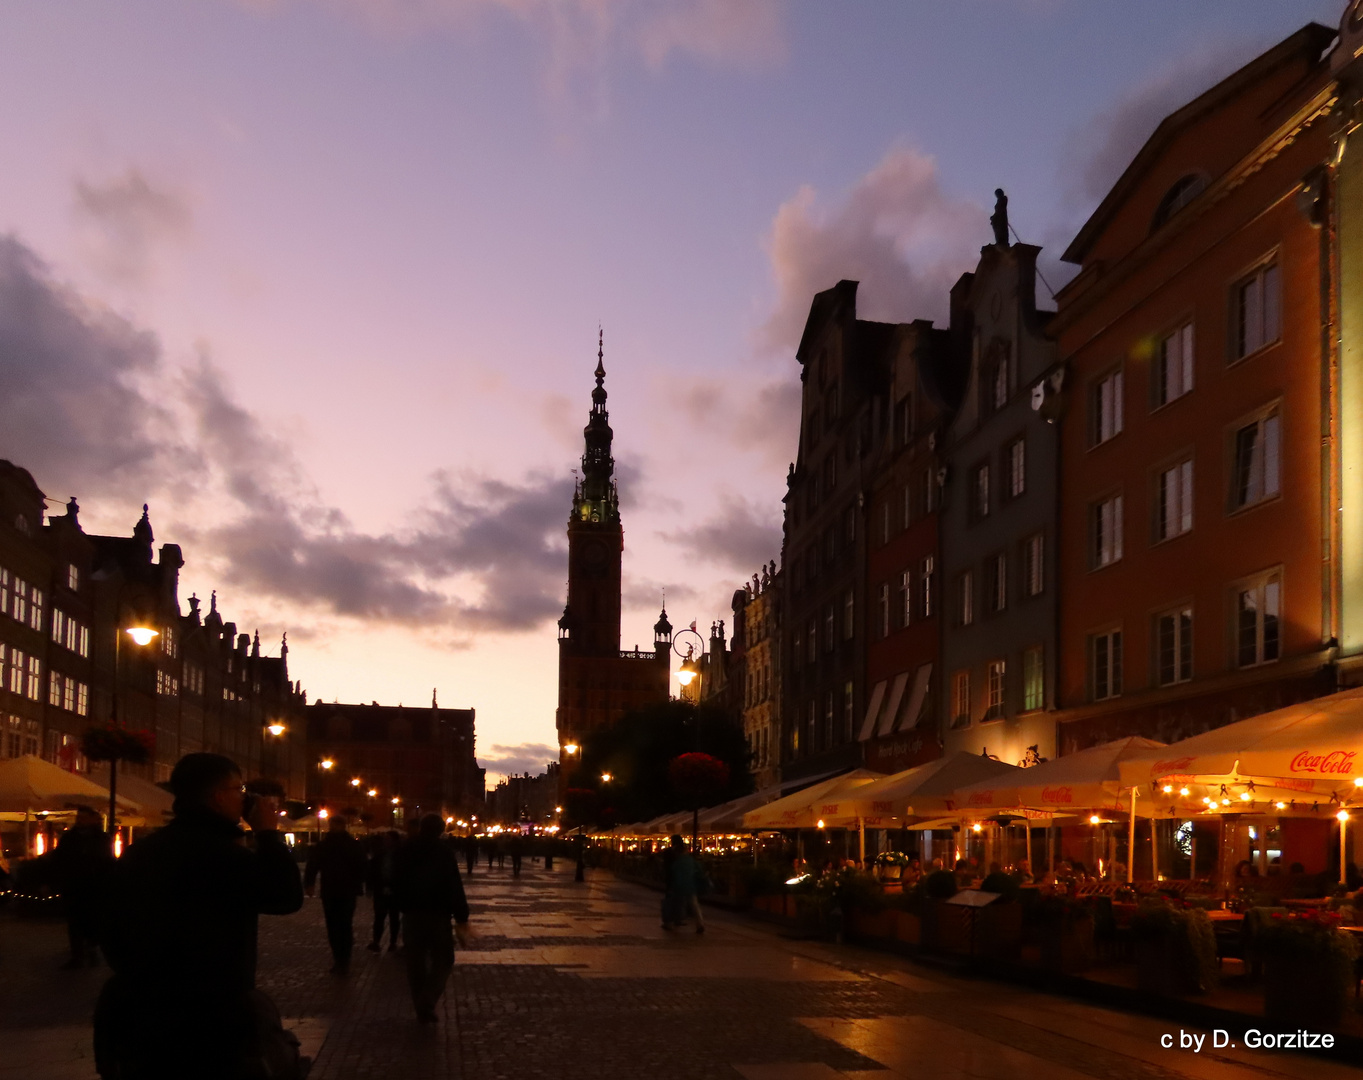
[1151,174,1208,233]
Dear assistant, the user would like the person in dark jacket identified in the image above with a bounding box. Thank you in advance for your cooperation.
[53,805,114,968]
[394,814,470,1024]
[365,830,402,953]
[96,753,304,1080]
[305,815,367,974]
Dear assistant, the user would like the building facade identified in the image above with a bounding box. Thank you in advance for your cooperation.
[555,338,672,769]
[939,228,1063,765]
[737,563,782,790]
[1051,22,1344,753]
[307,698,482,824]
[0,460,309,800]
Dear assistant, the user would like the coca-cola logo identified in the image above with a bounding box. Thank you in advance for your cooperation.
[1289,750,1356,775]
[1042,786,1073,804]
[967,791,995,805]
[1151,758,1194,776]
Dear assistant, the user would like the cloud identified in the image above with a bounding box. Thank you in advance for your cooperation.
[478,741,559,778]
[660,372,801,468]
[0,234,191,500]
[664,492,780,573]
[0,228,579,638]
[1063,36,1280,209]
[73,168,193,287]
[636,0,784,70]
[761,146,988,353]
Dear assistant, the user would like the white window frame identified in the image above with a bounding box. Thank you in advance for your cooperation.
[900,570,913,626]
[952,670,970,727]
[921,556,935,618]
[1233,261,1281,361]
[1022,646,1044,712]
[1023,533,1044,597]
[1092,629,1123,702]
[1156,322,1195,406]
[985,660,1006,720]
[1007,438,1026,498]
[973,464,990,519]
[879,583,890,639]
[1232,410,1281,511]
[991,553,1007,614]
[960,570,974,626]
[1156,459,1194,541]
[1093,494,1124,568]
[1092,369,1124,445]
[1155,606,1193,686]
[1235,573,1281,669]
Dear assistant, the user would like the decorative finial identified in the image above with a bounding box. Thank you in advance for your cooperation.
[209,590,218,614]
[990,188,1010,247]
[595,327,605,384]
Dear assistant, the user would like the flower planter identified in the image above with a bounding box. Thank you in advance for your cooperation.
[851,909,894,940]
[932,901,973,955]
[1040,915,1094,972]
[894,910,921,946]
[1263,953,1354,1030]
[976,902,1022,960]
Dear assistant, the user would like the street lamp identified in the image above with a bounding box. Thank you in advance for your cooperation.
[320,758,335,770]
[266,722,286,737]
[368,788,378,798]
[563,742,579,755]
[106,623,160,836]
[350,777,362,787]
[600,772,613,783]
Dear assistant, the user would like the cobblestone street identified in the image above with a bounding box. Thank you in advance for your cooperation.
[2,860,1360,1080]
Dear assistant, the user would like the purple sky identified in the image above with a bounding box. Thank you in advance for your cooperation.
[0,0,1342,785]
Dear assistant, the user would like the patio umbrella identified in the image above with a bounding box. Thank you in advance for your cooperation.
[952,737,1177,813]
[0,755,139,814]
[740,770,882,830]
[87,764,175,825]
[1115,686,1363,801]
[836,752,1024,826]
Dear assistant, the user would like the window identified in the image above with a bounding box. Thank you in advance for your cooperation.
[843,590,855,640]
[1093,495,1124,568]
[162,625,178,659]
[27,587,42,632]
[0,568,9,618]
[156,670,180,697]
[1236,575,1281,668]
[806,701,816,751]
[880,502,890,545]
[67,564,80,591]
[989,553,1007,613]
[1006,438,1026,498]
[823,455,837,495]
[920,556,935,618]
[845,505,856,546]
[9,577,28,626]
[843,681,855,742]
[1022,533,1044,597]
[1234,262,1280,360]
[972,464,990,520]
[825,383,839,428]
[1156,323,1194,406]
[807,620,816,662]
[824,606,834,651]
[952,671,970,728]
[1151,174,1207,231]
[990,354,1009,412]
[895,395,914,446]
[959,571,975,626]
[1092,630,1123,701]
[1022,646,1044,711]
[51,609,64,645]
[985,660,1005,720]
[1092,369,1124,445]
[48,671,62,708]
[1156,607,1193,685]
[1233,411,1280,509]
[879,583,890,639]
[900,570,913,626]
[923,468,936,513]
[25,655,40,701]
[902,483,912,530]
[824,693,835,748]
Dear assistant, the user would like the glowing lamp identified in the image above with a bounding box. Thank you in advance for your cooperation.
[675,669,696,686]
[601,772,613,783]
[125,626,159,647]
[391,797,400,805]
[1221,799,1231,807]
[971,823,982,833]
[1338,810,1350,823]
[266,723,285,737]
[816,819,825,830]
[350,778,361,787]
[1239,792,1252,802]
[1162,785,1172,794]
[446,817,455,824]
[1089,815,1101,825]
[563,743,579,755]
[367,788,378,798]
[317,808,329,820]
[555,806,563,813]
[320,759,334,770]
[1354,777,1363,788]
[1275,801,1287,810]
[1179,788,1189,797]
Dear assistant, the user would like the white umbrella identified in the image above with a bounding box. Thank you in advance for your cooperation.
[0,755,138,813]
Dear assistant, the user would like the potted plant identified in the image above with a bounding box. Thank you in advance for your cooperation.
[873,851,909,882]
[1130,900,1216,995]
[1257,910,1359,1029]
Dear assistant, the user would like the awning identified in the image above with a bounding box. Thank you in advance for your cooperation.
[858,681,887,741]
[897,664,933,732]
[876,672,910,738]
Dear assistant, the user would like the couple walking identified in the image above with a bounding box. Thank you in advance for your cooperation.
[660,834,706,934]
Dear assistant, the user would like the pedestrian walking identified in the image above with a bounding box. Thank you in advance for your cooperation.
[365,830,402,953]
[486,838,495,870]
[394,814,470,1024]
[95,753,305,1080]
[464,835,476,876]
[52,805,113,969]
[510,834,523,877]
[661,834,706,934]
[305,815,367,974]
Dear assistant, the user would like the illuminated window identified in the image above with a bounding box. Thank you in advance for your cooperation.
[1233,411,1280,509]
[1156,607,1193,685]
[1236,575,1280,668]
[1092,495,1124,568]
[1156,323,1194,406]
[952,670,970,728]
[984,660,1005,720]
[1156,460,1194,540]
[1022,533,1044,597]
[1022,647,1044,712]
[1233,262,1280,360]
[1092,369,1124,445]
[1006,438,1026,499]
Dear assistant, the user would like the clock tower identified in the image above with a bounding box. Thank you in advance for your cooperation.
[555,333,672,769]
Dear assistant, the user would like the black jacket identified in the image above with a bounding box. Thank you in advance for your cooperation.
[304,829,366,898]
[103,806,303,1002]
[394,837,469,921]
[52,823,114,898]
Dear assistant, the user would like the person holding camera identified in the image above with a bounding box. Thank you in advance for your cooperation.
[96,753,305,1080]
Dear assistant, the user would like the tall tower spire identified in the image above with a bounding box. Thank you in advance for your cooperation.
[574,329,618,524]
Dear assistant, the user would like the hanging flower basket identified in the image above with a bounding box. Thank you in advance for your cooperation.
[81,725,154,764]
[668,752,729,805]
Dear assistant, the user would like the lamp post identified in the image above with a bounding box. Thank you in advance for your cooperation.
[106,623,159,837]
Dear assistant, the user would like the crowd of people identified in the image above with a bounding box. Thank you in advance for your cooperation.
[24,752,477,1080]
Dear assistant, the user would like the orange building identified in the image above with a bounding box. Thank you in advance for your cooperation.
[1052,23,1342,753]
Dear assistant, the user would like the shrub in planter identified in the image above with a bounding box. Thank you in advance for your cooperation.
[872,851,910,881]
[1258,911,1359,1030]
[921,870,959,900]
[1130,900,1217,995]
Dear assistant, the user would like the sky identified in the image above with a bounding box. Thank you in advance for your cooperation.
[0,0,1345,787]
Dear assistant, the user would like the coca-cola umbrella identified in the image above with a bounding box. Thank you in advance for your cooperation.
[1115,686,1363,802]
